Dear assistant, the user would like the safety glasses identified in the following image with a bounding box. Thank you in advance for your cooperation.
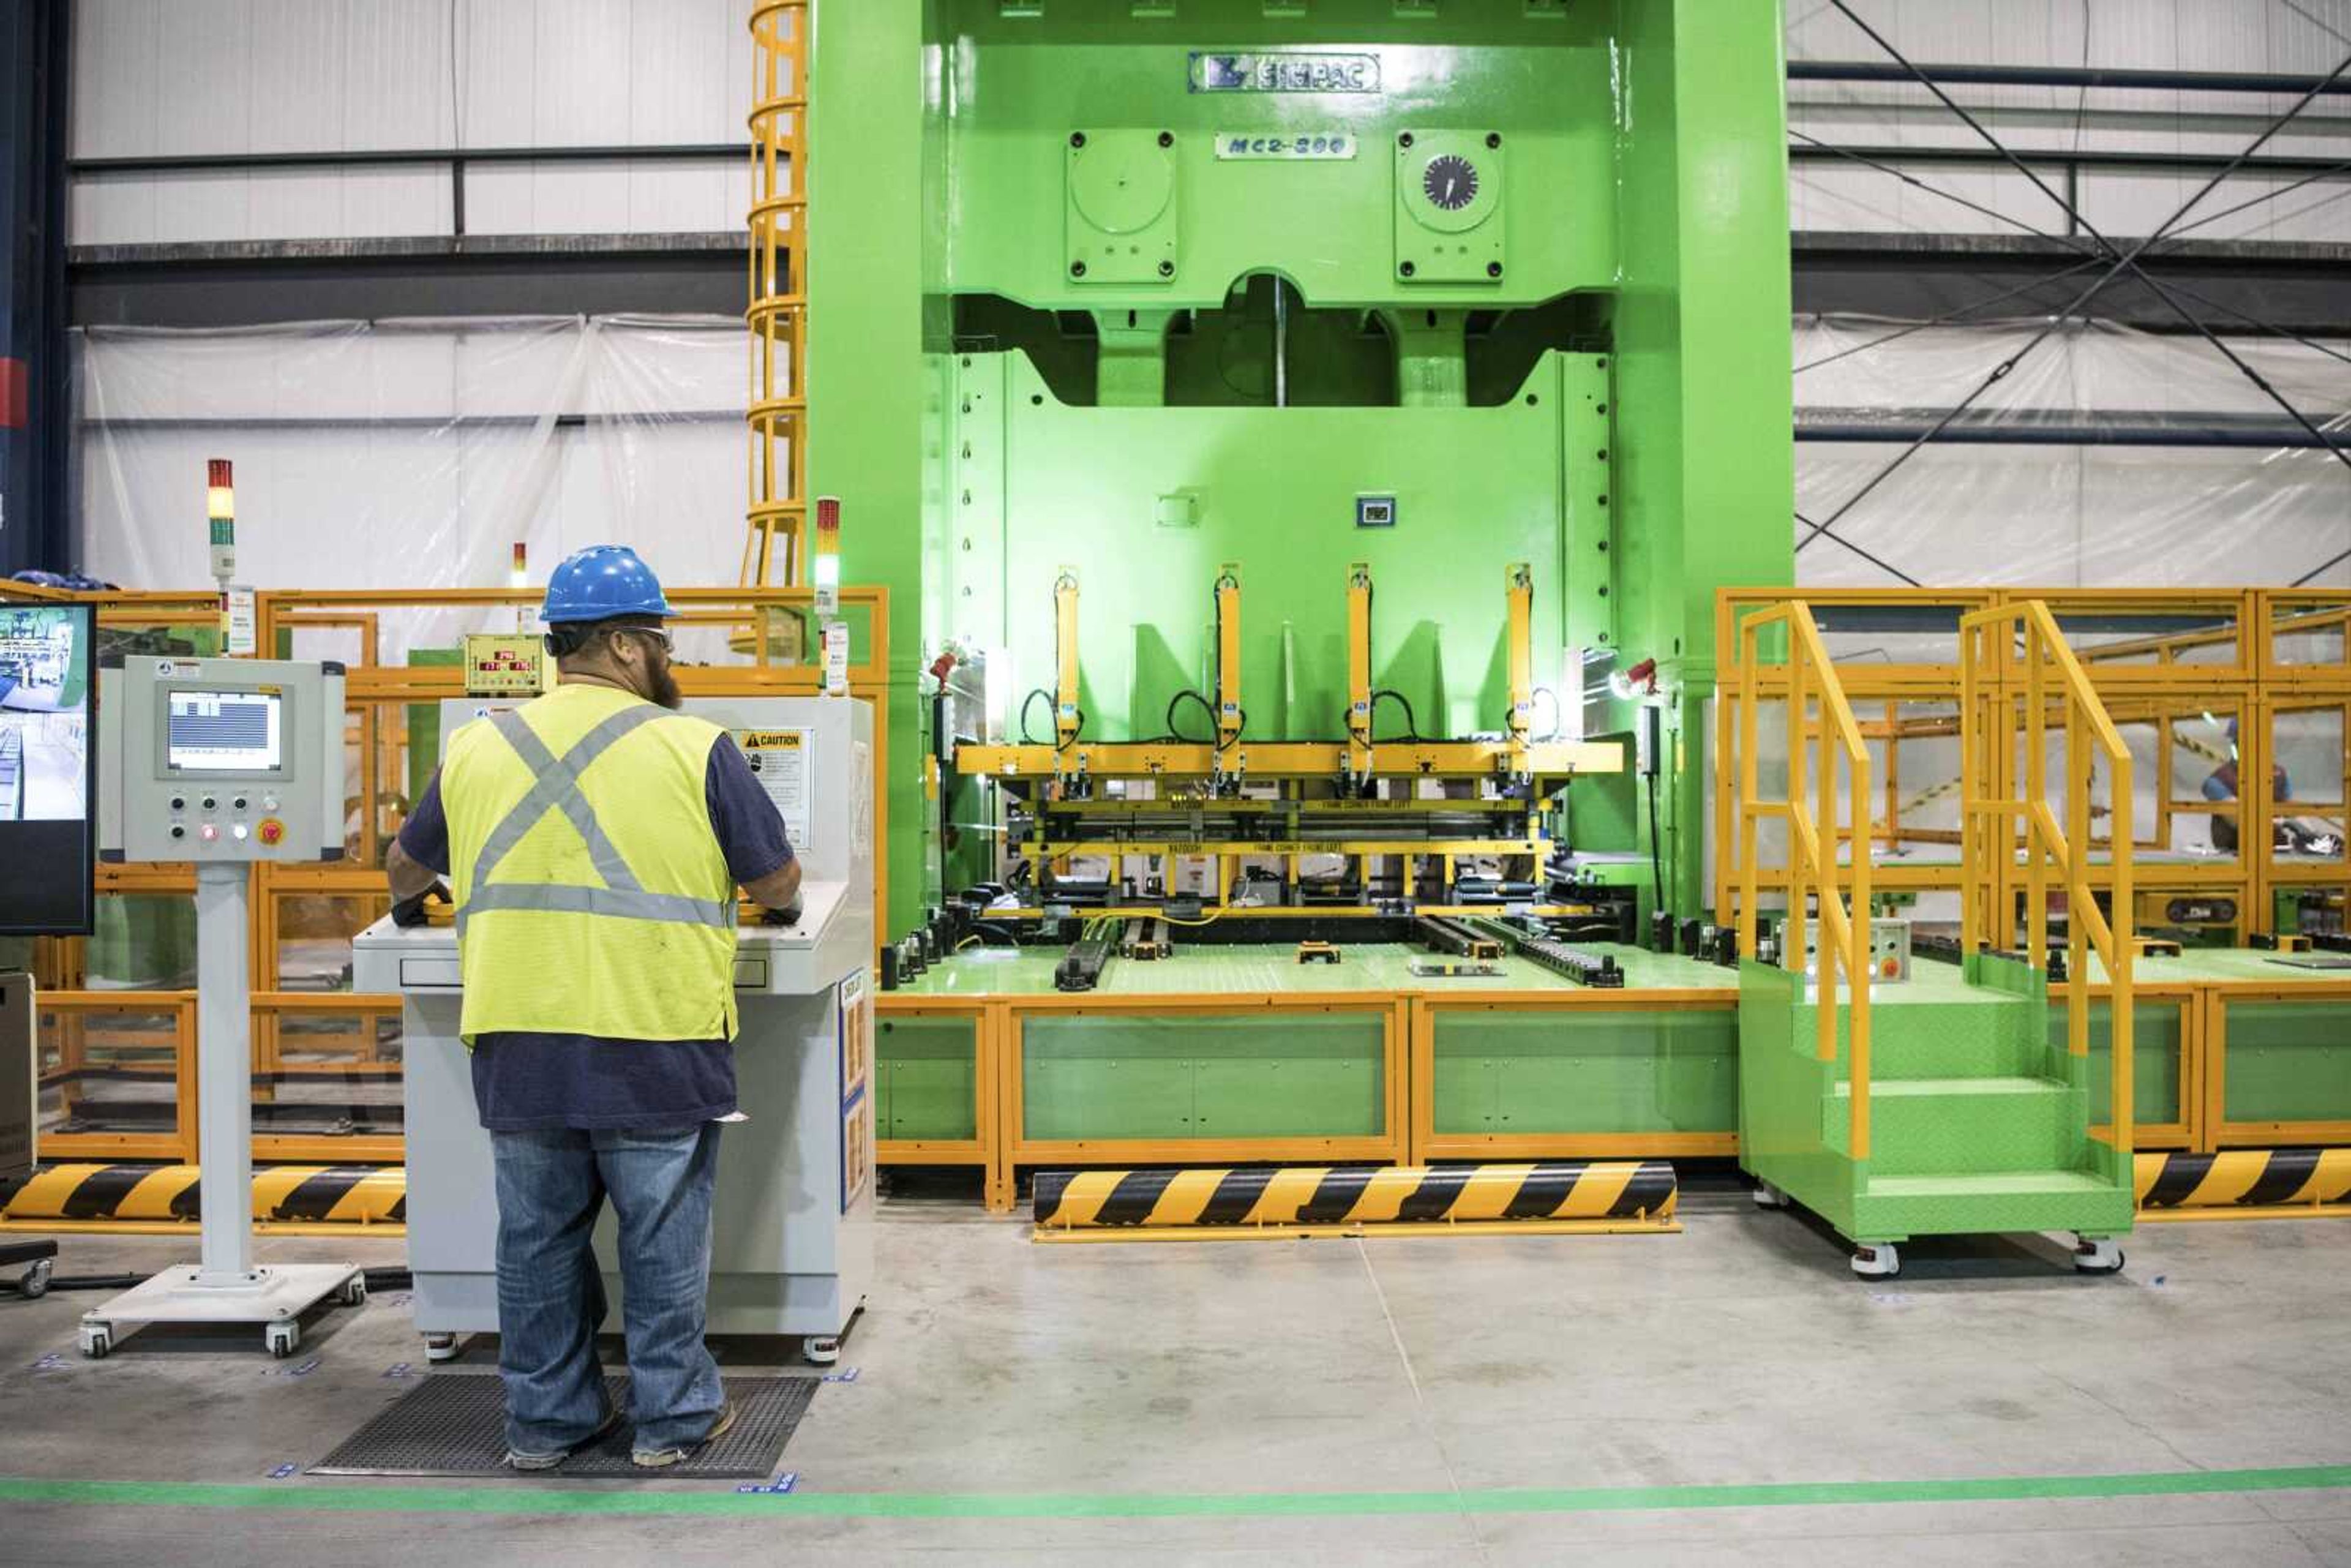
[615,626,674,656]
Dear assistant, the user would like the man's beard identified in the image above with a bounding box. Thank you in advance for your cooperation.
[647,659,684,710]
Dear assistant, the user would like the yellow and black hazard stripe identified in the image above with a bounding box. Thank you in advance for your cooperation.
[0,1165,406,1232]
[1032,1161,1676,1242]
[2135,1149,2351,1219]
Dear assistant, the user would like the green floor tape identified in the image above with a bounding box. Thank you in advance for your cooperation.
[4,1466,2350,1521]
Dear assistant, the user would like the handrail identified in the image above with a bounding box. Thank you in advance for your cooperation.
[1960,599,2136,1157]
[1736,601,1878,1160]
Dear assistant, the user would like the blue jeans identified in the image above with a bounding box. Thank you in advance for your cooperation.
[489,1123,727,1455]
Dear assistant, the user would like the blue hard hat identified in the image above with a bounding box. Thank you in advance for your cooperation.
[542,545,675,623]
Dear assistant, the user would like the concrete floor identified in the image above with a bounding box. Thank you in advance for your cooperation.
[2,1196,2349,1566]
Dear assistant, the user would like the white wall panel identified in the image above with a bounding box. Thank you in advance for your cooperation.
[460,0,539,148]
[151,168,253,245]
[345,0,457,151]
[156,1,255,158]
[528,161,637,233]
[248,1,345,154]
[72,0,162,159]
[531,0,632,148]
[72,0,751,244]
[72,174,157,248]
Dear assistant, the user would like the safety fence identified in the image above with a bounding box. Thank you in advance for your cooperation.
[1715,587,2351,943]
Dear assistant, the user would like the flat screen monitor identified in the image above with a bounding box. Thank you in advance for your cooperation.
[0,602,96,935]
[165,688,285,774]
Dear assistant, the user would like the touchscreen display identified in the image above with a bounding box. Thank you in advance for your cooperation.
[0,603,95,933]
[165,689,285,773]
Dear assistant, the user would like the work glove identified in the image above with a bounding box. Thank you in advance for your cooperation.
[392,882,451,928]
[759,893,805,928]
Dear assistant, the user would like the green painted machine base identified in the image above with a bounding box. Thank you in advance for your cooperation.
[1738,953,2134,1249]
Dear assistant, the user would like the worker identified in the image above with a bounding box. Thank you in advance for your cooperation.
[2202,717,2287,853]
[385,544,801,1471]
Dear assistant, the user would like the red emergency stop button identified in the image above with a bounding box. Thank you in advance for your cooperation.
[258,819,286,846]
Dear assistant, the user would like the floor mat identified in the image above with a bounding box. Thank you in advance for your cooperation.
[309,1373,817,1479]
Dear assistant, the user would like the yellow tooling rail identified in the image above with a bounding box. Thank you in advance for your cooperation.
[1346,562,1374,781]
[1214,563,1243,757]
[961,563,1610,784]
[2135,1149,2351,1220]
[1032,1161,1677,1242]
[959,564,1621,916]
[1505,562,1534,763]
[1735,602,1878,1158]
[960,738,1615,786]
[1962,600,2137,1158]
[1054,568,1082,750]
[1,1165,407,1233]
[744,0,809,585]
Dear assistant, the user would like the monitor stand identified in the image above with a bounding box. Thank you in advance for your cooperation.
[78,863,364,1359]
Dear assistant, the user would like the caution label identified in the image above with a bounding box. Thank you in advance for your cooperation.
[736,727,814,850]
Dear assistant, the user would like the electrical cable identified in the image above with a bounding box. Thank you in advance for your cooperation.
[1162,689,1218,745]
[1371,688,1425,743]
[1646,772,1666,915]
[27,1264,416,1294]
[1532,685,1564,742]
[21,1272,140,1292]
[1018,687,1052,745]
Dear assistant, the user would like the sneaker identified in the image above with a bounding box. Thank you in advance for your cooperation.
[506,1403,623,1471]
[631,1401,738,1469]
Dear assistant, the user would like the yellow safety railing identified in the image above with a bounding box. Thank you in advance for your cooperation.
[1736,602,1878,1160]
[1960,599,2136,1157]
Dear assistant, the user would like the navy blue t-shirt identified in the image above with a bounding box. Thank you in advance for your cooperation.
[398,726,795,1133]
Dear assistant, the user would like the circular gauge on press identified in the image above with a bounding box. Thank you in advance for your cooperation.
[1422,153,1479,212]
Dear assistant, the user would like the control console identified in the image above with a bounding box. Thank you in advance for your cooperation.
[99,656,347,865]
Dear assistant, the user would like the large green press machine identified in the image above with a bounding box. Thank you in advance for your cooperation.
[809,1,1796,931]
[793,1,1798,1191]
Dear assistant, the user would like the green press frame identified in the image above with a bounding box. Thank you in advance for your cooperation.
[809,0,1798,936]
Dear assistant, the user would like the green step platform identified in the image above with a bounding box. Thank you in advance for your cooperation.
[1741,951,2133,1275]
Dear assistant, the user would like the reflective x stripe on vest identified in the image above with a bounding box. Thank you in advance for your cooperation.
[460,705,735,934]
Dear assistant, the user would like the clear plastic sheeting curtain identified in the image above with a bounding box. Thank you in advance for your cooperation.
[1793,317,2351,589]
[75,315,749,658]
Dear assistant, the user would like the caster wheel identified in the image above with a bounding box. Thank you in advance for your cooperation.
[1851,1243,1900,1280]
[338,1276,368,1307]
[80,1324,113,1359]
[802,1335,841,1367]
[19,1259,52,1299]
[2073,1237,2125,1275]
[1752,1182,1790,1210]
[424,1335,460,1363]
[266,1322,301,1359]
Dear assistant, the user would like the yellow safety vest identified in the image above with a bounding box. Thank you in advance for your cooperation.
[441,682,739,1043]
